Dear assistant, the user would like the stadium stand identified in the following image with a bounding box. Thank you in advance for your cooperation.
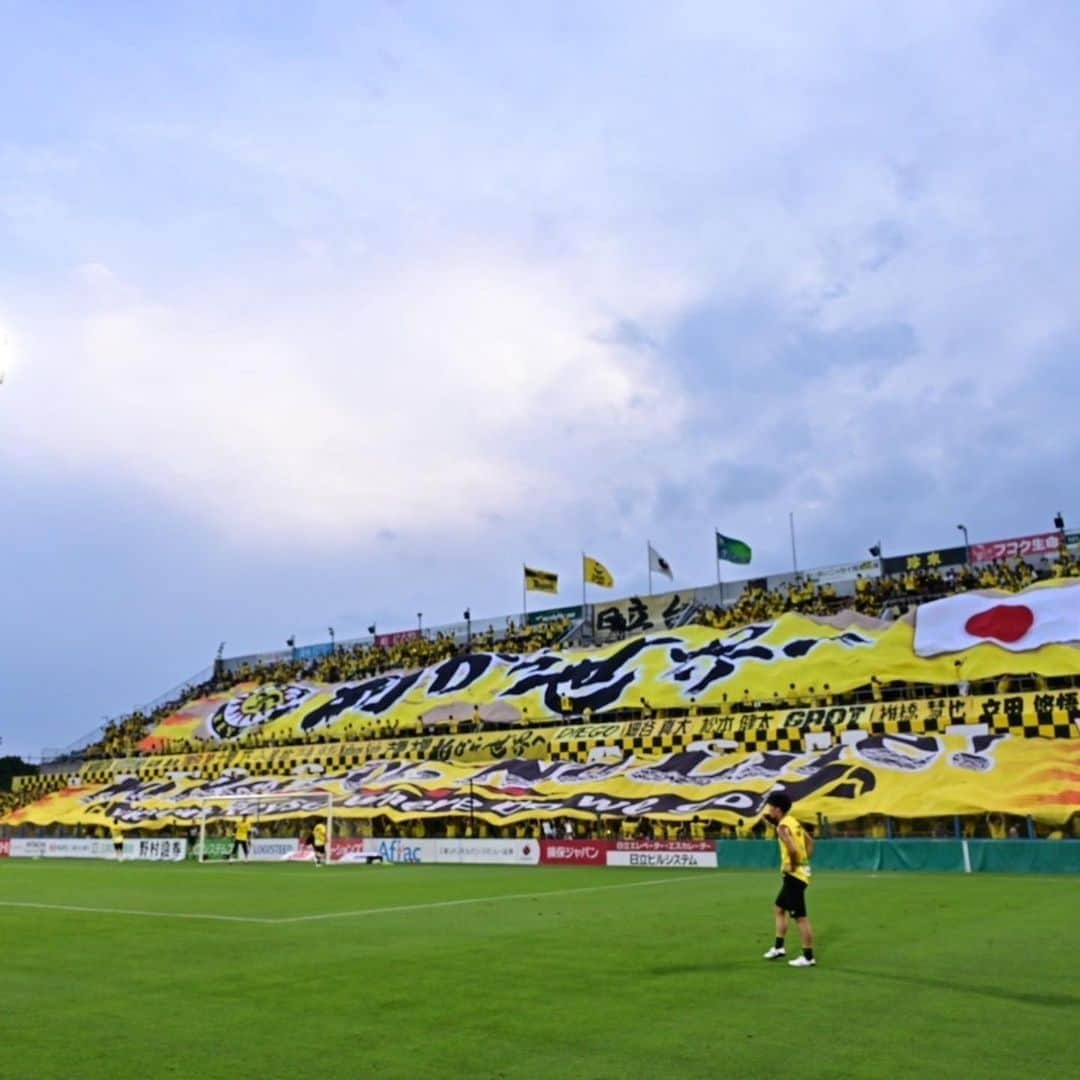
[3,527,1078,844]
[72,616,574,762]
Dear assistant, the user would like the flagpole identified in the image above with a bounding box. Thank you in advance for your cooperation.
[715,528,724,606]
[647,540,652,596]
[789,511,799,577]
[522,564,527,625]
[581,551,586,612]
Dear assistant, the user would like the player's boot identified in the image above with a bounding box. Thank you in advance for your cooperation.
[763,946,786,960]
[788,956,816,967]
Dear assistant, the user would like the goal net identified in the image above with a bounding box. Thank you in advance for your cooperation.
[190,790,334,863]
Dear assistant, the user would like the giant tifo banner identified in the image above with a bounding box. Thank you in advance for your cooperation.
[4,734,1078,829]
[45,688,1079,791]
[129,582,1080,753]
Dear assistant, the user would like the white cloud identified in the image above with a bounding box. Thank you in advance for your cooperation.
[3,0,1080,561]
[2,251,691,547]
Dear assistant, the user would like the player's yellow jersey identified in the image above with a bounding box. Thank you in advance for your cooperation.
[313,823,327,846]
[236,820,251,842]
[777,814,811,884]
[111,826,123,844]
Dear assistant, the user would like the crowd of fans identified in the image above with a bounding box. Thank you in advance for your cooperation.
[19,808,1078,845]
[44,546,1080,773]
[700,548,1079,632]
[76,617,574,762]
[698,579,843,630]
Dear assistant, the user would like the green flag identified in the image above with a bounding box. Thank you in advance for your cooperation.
[716,532,752,565]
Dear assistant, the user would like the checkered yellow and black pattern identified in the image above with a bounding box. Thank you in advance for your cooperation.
[552,724,808,761]
[986,715,1077,740]
[553,728,695,762]
[550,707,1078,764]
[89,693,1080,786]
[866,713,947,736]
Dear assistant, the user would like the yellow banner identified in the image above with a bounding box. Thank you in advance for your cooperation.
[6,734,1079,828]
[524,567,558,594]
[26,689,1071,794]
[133,614,1080,752]
[583,555,614,588]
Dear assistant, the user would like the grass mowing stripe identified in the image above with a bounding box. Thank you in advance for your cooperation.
[0,871,710,925]
[3,864,1076,1079]
[0,899,279,923]
[277,871,713,923]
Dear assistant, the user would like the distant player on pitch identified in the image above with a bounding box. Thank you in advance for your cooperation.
[111,823,124,861]
[761,791,816,968]
[229,816,252,861]
[312,821,327,866]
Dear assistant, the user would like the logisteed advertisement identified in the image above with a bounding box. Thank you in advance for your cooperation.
[250,837,300,861]
[606,839,717,869]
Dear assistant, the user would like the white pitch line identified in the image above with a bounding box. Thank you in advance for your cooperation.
[0,900,278,924]
[276,873,711,924]
[0,873,711,926]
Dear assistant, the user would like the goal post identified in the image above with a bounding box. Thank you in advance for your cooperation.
[190,791,334,863]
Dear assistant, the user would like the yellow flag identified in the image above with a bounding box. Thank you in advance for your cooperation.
[524,566,558,594]
[583,555,614,588]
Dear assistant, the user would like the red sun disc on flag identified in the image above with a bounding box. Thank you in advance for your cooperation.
[964,604,1035,644]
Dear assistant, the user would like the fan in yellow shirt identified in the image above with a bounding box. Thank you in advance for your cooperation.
[229,817,252,861]
[761,791,816,968]
[312,821,328,866]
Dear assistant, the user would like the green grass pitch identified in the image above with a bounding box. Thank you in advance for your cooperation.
[2,861,1076,1079]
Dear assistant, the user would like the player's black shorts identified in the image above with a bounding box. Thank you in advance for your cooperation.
[313,843,326,855]
[775,873,808,918]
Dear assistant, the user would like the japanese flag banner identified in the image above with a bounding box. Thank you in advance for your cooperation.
[914,581,1080,657]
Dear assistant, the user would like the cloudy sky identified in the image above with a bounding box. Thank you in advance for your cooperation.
[2,1,1078,758]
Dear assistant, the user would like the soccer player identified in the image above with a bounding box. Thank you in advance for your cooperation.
[761,791,816,968]
[312,821,327,866]
[230,816,252,861]
[111,823,124,862]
